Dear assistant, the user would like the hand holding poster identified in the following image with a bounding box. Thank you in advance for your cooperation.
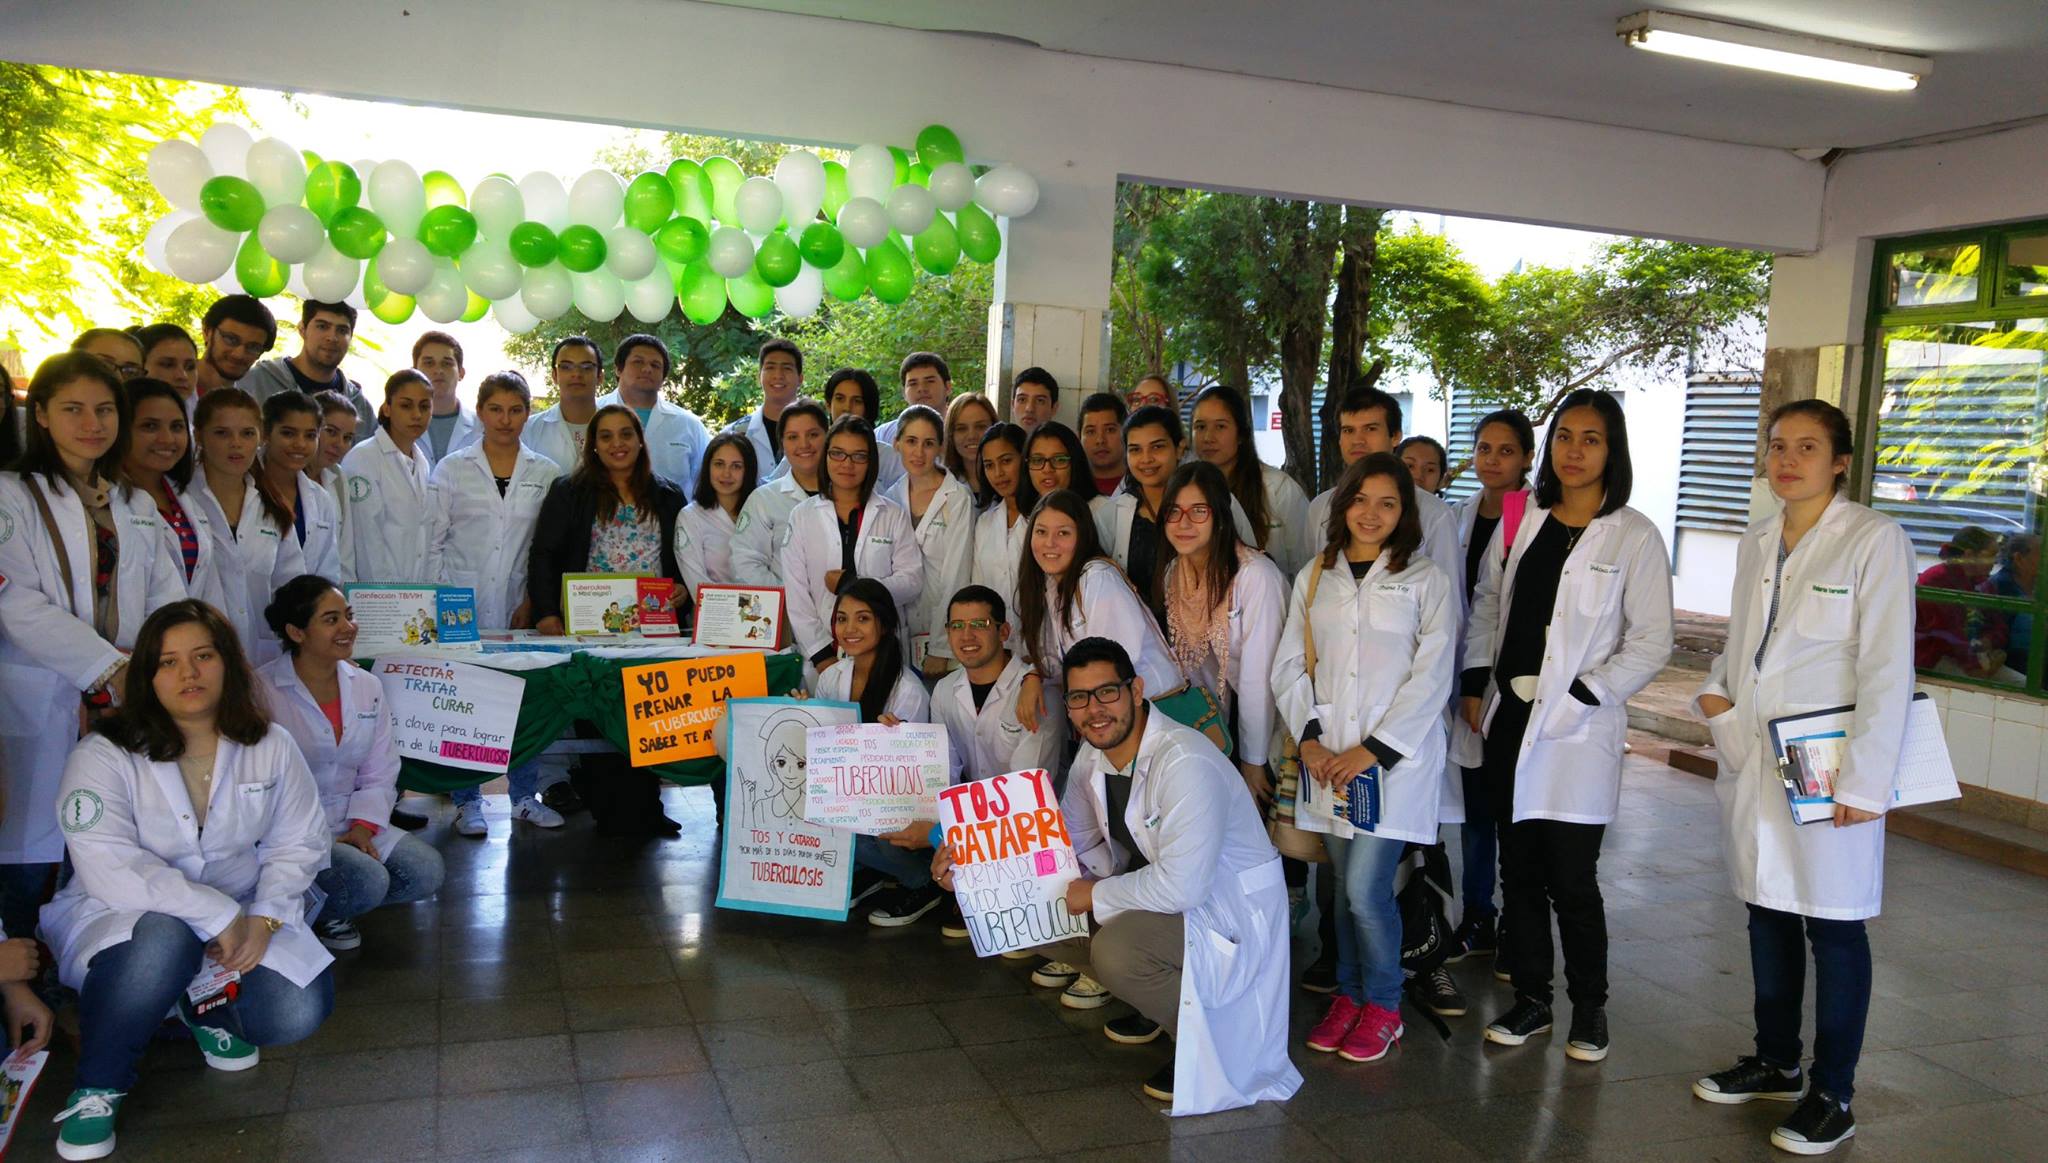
[373,657,524,773]
[716,697,858,921]
[622,652,769,766]
[804,721,951,834]
[937,768,1089,957]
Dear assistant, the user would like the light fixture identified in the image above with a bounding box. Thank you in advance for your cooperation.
[1618,10,1929,92]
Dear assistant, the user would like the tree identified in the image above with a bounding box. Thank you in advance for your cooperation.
[777,260,992,414]
[1322,206,1386,485]
[1261,199,1342,492]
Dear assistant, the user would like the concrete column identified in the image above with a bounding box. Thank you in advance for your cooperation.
[985,165,1118,424]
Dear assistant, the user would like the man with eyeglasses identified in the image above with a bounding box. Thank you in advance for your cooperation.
[193,294,277,400]
[521,335,605,473]
[931,586,1060,787]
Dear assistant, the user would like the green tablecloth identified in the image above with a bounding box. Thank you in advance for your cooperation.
[392,650,804,793]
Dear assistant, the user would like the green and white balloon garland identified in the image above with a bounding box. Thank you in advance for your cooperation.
[141,122,1039,330]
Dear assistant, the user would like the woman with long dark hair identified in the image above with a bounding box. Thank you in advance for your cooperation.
[968,422,1038,630]
[187,388,307,664]
[885,404,976,678]
[256,389,344,581]
[119,377,213,592]
[1025,420,1089,498]
[133,323,199,407]
[424,371,562,630]
[675,431,759,604]
[1190,385,1310,576]
[728,400,829,586]
[818,367,903,488]
[780,415,922,674]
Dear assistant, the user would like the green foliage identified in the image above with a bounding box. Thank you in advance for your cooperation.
[1367,226,1490,387]
[774,260,991,412]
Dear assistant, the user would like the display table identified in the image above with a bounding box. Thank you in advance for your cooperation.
[366,638,802,793]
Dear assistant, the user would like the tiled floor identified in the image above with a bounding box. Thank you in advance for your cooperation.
[16,755,2048,1161]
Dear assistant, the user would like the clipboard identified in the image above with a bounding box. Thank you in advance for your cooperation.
[1766,692,1960,825]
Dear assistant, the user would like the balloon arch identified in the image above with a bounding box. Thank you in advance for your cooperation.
[142,122,1040,330]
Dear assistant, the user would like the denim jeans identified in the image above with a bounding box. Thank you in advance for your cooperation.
[76,912,334,1090]
[453,759,541,807]
[1458,765,1497,921]
[1324,829,1408,1011]
[313,834,445,924]
[1749,903,1872,1100]
[854,834,933,889]
[0,862,57,940]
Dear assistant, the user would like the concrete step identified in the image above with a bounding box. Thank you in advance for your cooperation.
[1625,664,1710,746]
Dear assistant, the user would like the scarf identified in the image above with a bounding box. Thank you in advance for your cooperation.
[1165,544,1256,683]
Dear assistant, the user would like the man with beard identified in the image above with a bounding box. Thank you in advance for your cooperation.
[241,300,375,440]
[193,294,277,399]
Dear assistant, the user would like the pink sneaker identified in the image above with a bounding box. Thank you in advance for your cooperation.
[1306,995,1363,1053]
[1338,1003,1403,1063]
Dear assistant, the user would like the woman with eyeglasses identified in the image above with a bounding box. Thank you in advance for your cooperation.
[779,415,922,676]
[1025,421,1089,499]
[811,367,903,489]
[884,405,976,679]
[969,422,1039,633]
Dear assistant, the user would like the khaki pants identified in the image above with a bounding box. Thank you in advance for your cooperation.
[1049,910,1185,1038]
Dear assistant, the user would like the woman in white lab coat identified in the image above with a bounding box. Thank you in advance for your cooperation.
[0,354,187,941]
[1272,453,1455,1063]
[779,415,922,672]
[884,405,976,679]
[423,371,564,629]
[337,370,434,584]
[42,599,332,1160]
[1463,389,1673,1062]
[258,576,445,953]
[1688,399,1913,1155]
[1025,421,1089,499]
[187,389,308,665]
[942,392,997,496]
[1189,385,1310,576]
[255,390,345,582]
[968,422,1037,628]
[118,377,216,594]
[674,432,758,607]
[728,401,829,586]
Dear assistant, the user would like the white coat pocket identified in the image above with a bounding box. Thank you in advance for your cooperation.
[1577,562,1623,617]
[1703,704,1747,774]
[1800,582,1855,641]
[1368,581,1419,638]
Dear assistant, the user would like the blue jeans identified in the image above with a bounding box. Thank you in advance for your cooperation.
[313,834,445,924]
[0,862,57,940]
[1749,903,1871,1100]
[1458,765,1497,921]
[854,834,932,889]
[453,759,541,807]
[1324,830,1407,1011]
[76,912,334,1090]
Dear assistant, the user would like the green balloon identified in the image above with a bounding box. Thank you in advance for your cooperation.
[362,261,415,324]
[726,268,776,319]
[624,172,676,233]
[677,259,728,325]
[914,215,961,276]
[821,161,850,221]
[887,146,911,187]
[557,224,607,273]
[327,206,388,260]
[822,246,867,302]
[916,124,965,169]
[654,216,709,265]
[417,205,478,258]
[908,163,931,188]
[301,149,324,171]
[753,232,802,288]
[199,176,265,232]
[461,290,490,323]
[304,162,361,226]
[666,159,713,224]
[797,222,845,270]
[703,156,743,226]
[956,202,1001,263]
[422,170,466,209]
[507,221,559,267]
[234,233,287,297]
[865,241,913,304]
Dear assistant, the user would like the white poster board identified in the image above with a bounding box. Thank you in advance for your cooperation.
[373,657,524,774]
[803,721,951,834]
[717,697,858,921]
[936,768,1089,957]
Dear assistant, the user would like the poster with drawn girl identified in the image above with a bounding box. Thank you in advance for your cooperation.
[716,697,858,920]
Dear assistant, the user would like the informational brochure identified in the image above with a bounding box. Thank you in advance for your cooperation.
[562,573,644,635]
[1767,693,1960,825]
[693,585,785,650]
[0,1047,49,1158]
[346,583,480,654]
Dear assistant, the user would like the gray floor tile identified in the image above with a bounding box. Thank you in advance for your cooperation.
[281,1096,437,1162]
[565,982,692,1031]
[715,1057,867,1125]
[436,1084,589,1154]
[573,1025,710,1081]
[289,1043,439,1109]
[1006,1085,1172,1154]
[580,1072,732,1142]
[740,1110,903,1162]
[438,1032,576,1094]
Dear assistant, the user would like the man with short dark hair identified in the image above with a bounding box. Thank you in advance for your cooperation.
[522,335,604,472]
[195,294,277,396]
[1308,386,1461,581]
[877,351,953,447]
[1078,392,1128,497]
[721,337,809,483]
[242,300,375,439]
[1010,366,1058,432]
[930,587,1059,783]
[413,330,477,465]
[599,334,709,488]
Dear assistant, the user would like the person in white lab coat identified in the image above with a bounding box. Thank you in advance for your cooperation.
[1190,385,1311,577]
[1463,388,1674,1063]
[424,371,563,630]
[337,370,434,584]
[674,433,758,605]
[597,333,710,491]
[1272,453,1456,1063]
[255,390,344,581]
[1025,421,1090,500]
[931,585,1060,786]
[884,405,975,679]
[876,350,954,449]
[1306,386,1465,601]
[727,400,829,586]
[42,600,333,1161]
[0,353,188,940]
[118,377,214,594]
[1093,407,1251,616]
[187,389,308,665]
[259,577,444,953]
[942,392,997,497]
[1077,392,1128,499]
[780,416,922,671]
[968,422,1037,628]
[520,335,603,477]
[1397,435,1448,495]
[802,367,904,489]
[1688,400,1913,1156]
[718,337,809,483]
[413,330,480,467]
[309,389,360,498]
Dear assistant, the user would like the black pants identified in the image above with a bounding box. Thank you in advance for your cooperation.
[1483,693,1609,1010]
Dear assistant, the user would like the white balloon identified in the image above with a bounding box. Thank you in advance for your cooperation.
[886,185,937,236]
[285,263,312,301]
[303,242,361,301]
[418,263,470,324]
[493,293,540,334]
[772,263,824,320]
[460,239,523,300]
[143,212,196,274]
[975,164,1041,218]
[517,172,569,231]
[706,226,756,279]
[256,204,324,263]
[198,123,254,179]
[835,197,888,249]
[164,218,238,283]
[848,144,895,203]
[623,269,676,324]
[567,168,624,229]
[734,177,784,235]
[148,140,213,214]
[773,150,826,228]
[212,271,241,296]
[375,237,435,295]
[927,162,976,212]
[245,137,306,207]
[604,227,657,281]
[469,176,525,239]
[521,263,574,320]
[368,160,427,237]
[571,270,626,322]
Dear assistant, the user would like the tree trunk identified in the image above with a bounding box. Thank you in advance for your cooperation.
[1322,207,1383,488]
[1272,201,1342,495]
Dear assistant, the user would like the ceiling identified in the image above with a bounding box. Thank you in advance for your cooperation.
[702,0,2048,152]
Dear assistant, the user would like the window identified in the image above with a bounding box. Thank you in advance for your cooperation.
[1676,376,1762,533]
[1869,221,2048,695]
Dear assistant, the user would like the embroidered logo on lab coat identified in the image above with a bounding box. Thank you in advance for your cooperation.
[347,476,372,503]
[61,789,104,833]
[0,509,11,544]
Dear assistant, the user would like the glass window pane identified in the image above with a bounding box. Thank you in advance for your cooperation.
[1888,242,1982,308]
[2001,231,2048,300]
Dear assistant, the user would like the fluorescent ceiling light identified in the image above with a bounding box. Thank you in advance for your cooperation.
[1617,10,1929,92]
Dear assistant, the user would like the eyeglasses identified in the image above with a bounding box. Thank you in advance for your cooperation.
[944,618,996,631]
[553,361,600,375]
[1161,503,1213,525]
[115,362,145,380]
[1027,454,1073,470]
[1063,680,1132,710]
[826,448,872,465]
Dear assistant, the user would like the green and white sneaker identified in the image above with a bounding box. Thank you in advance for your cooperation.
[179,1008,260,1071]
[54,1088,123,1161]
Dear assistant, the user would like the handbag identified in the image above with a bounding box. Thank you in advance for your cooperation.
[1152,682,1233,757]
[1266,563,1328,863]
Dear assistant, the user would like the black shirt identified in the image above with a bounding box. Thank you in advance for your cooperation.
[1464,514,1598,708]
[1104,767,1148,873]
[764,410,784,464]
[1466,512,1500,603]
[969,679,995,713]
[1128,511,1164,624]
[837,506,863,581]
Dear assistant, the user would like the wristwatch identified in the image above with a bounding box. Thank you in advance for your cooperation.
[252,915,284,934]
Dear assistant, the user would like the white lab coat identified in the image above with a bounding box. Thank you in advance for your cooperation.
[1065,712,1301,1116]
[423,404,481,468]
[779,493,923,663]
[1308,483,1465,601]
[1033,560,1182,698]
[674,502,741,605]
[521,404,588,478]
[154,484,222,596]
[294,471,345,582]
[597,390,709,491]
[338,428,433,584]
[40,727,333,990]
[1443,489,1510,811]
[1250,463,1313,578]
[728,473,813,586]
[1090,490,1251,576]
[1165,552,1288,766]
[257,655,406,860]
[423,443,563,628]
[970,501,1029,624]
[1695,494,1914,921]
[933,653,1061,781]
[884,471,976,667]
[185,471,308,665]
[1465,504,1674,825]
[1271,553,1456,844]
[0,473,187,865]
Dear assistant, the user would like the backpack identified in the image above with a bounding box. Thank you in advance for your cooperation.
[1396,840,1458,1039]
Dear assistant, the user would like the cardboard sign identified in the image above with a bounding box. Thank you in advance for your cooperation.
[374,657,524,773]
[803,721,951,834]
[622,652,769,766]
[563,573,644,635]
[717,697,858,921]
[347,584,479,653]
[937,768,1089,957]
[693,585,785,649]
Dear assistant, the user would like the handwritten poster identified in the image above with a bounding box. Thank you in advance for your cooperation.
[373,657,524,773]
[937,768,1089,957]
[716,697,858,920]
[803,721,951,834]
[623,652,770,766]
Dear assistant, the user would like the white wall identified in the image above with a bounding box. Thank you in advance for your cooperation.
[1672,530,1740,616]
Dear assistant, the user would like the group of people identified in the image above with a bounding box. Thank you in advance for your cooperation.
[0,291,1919,1157]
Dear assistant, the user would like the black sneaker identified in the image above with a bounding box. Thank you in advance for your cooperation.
[939,898,969,939]
[1448,913,1496,962]
[1105,1014,1162,1045]
[1482,998,1554,1046]
[1141,1060,1174,1102]
[388,805,429,831]
[849,868,891,907]
[1421,966,1467,1017]
[540,781,585,814]
[1693,1056,1804,1104]
[1300,959,1338,995]
[867,883,943,928]
[1771,1090,1855,1155]
[1565,1007,1608,1062]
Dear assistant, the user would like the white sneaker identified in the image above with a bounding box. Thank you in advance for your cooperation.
[1061,975,1112,1010]
[314,917,362,951]
[454,802,488,837]
[512,797,565,828]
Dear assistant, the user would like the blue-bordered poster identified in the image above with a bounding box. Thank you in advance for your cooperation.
[716,696,858,920]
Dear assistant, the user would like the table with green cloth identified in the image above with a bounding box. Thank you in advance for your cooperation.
[369,642,803,793]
